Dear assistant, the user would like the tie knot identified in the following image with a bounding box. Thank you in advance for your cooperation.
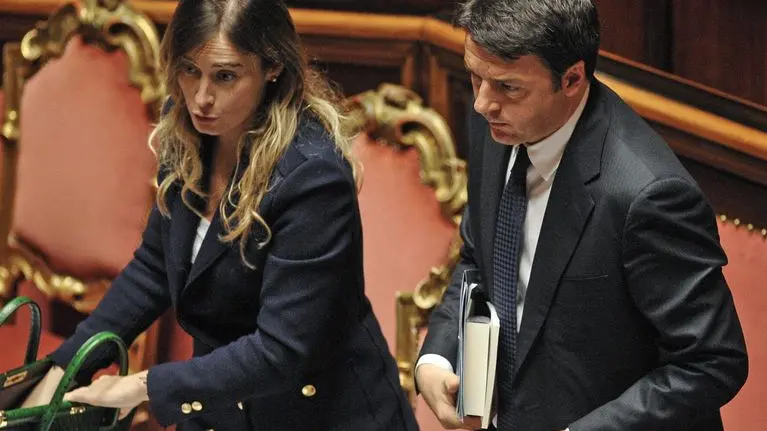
[511,145,530,183]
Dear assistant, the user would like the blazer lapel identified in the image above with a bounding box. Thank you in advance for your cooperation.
[185,209,229,288]
[513,84,609,376]
[479,131,512,296]
[182,143,251,291]
[167,189,201,301]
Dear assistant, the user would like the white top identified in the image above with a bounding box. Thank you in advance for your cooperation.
[191,217,211,263]
[417,87,590,430]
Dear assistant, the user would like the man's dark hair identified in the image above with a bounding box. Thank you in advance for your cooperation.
[455,0,601,90]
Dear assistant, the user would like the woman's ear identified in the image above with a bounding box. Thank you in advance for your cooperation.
[267,64,285,83]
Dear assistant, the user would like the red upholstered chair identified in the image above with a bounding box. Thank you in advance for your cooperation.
[718,218,767,429]
[349,84,467,430]
[0,1,163,428]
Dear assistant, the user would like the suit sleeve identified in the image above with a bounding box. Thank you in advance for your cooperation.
[145,155,360,427]
[48,203,171,381]
[569,177,748,431]
[418,206,477,369]
[418,102,484,370]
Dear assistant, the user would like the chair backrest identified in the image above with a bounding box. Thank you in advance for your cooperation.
[717,218,767,429]
[348,83,467,429]
[0,0,162,375]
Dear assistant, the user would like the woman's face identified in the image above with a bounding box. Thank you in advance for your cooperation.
[177,33,278,144]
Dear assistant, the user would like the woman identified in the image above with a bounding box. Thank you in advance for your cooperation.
[22,0,418,429]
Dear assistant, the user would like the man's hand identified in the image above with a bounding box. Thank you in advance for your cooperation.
[64,370,149,419]
[416,363,482,430]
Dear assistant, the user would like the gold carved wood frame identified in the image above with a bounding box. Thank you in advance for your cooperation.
[0,0,162,393]
[349,83,468,407]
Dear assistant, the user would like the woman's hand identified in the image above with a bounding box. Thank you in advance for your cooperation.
[63,370,149,419]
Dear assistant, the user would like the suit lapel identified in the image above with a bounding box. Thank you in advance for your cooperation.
[512,83,609,376]
[513,167,594,374]
[479,131,511,296]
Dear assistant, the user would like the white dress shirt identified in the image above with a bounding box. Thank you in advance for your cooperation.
[417,87,590,428]
[191,218,211,263]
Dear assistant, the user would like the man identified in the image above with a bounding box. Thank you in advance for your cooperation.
[416,1,748,430]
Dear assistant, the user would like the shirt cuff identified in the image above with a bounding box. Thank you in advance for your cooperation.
[416,354,454,374]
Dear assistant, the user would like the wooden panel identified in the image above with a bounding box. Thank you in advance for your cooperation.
[314,62,403,97]
[681,156,767,229]
[286,0,447,15]
[592,0,672,69]
[425,45,472,160]
[673,0,767,106]
[301,37,419,94]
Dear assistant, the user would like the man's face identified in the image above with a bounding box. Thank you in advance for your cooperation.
[465,37,585,146]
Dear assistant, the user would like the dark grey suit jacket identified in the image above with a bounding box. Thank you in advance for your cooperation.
[50,117,418,431]
[420,82,748,431]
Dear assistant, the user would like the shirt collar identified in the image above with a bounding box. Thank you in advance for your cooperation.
[525,85,590,182]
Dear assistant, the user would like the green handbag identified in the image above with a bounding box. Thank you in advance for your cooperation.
[0,297,135,430]
[0,297,46,411]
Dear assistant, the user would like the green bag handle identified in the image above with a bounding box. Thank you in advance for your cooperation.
[0,296,42,365]
[42,332,129,431]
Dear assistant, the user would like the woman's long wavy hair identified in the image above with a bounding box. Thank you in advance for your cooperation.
[151,0,357,266]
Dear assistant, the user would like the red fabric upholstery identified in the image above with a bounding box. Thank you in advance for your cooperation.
[719,221,767,429]
[354,135,455,431]
[354,136,455,351]
[13,35,156,280]
[0,321,63,373]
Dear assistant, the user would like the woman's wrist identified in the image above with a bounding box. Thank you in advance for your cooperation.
[135,370,150,402]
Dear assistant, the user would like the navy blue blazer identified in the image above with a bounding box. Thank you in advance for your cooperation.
[50,117,418,431]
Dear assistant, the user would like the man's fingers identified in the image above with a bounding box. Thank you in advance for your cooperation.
[436,401,467,429]
[444,372,460,395]
[462,415,483,429]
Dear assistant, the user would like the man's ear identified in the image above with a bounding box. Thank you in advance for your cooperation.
[561,61,586,95]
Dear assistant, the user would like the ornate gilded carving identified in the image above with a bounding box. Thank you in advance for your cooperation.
[0,238,145,373]
[0,0,163,378]
[349,83,467,225]
[18,0,163,111]
[0,45,23,263]
[349,83,468,407]
[0,238,109,313]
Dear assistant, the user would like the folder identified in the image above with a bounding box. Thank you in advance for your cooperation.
[456,269,500,429]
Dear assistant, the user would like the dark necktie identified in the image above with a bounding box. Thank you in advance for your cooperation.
[493,145,530,431]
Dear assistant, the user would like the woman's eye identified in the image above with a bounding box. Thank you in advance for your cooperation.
[217,71,237,82]
[181,64,198,75]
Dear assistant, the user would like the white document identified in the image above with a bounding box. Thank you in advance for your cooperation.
[456,270,500,429]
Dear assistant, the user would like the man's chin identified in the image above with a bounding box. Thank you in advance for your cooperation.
[490,127,521,146]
